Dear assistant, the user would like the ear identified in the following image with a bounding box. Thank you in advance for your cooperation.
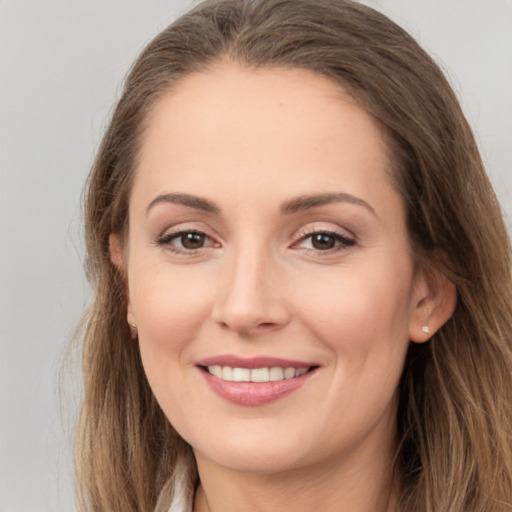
[109,233,136,330]
[109,232,125,268]
[408,266,457,343]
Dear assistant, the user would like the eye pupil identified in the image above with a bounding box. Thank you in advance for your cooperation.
[181,232,205,249]
[312,233,336,250]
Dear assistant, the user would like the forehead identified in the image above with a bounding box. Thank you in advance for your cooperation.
[133,63,397,217]
[140,63,382,156]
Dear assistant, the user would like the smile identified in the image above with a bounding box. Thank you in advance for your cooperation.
[206,365,310,382]
[197,357,319,406]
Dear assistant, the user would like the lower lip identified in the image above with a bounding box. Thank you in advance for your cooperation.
[200,368,315,406]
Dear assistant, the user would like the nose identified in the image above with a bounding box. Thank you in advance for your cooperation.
[211,246,291,336]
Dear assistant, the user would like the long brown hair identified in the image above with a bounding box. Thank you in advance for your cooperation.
[77,1,512,510]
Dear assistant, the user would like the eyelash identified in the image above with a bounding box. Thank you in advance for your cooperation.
[156,230,217,254]
[155,228,356,255]
[292,228,356,254]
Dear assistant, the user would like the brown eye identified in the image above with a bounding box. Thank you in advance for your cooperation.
[180,232,206,249]
[294,230,356,253]
[311,233,337,250]
[157,230,215,252]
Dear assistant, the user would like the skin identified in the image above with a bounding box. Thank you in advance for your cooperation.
[111,63,456,512]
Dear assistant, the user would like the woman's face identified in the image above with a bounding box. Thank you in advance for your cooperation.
[121,64,431,475]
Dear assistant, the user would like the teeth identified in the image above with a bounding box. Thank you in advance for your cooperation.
[221,366,233,381]
[211,365,222,378]
[269,367,284,381]
[207,365,310,382]
[250,368,269,382]
[233,368,251,382]
[284,367,295,379]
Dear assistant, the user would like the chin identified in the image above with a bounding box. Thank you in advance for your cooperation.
[186,419,331,476]
[195,442,313,475]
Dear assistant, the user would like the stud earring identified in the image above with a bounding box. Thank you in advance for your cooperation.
[422,324,430,334]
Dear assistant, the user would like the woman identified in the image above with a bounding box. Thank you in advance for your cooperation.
[76,0,512,511]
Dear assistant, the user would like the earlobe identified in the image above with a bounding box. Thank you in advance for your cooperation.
[409,269,457,343]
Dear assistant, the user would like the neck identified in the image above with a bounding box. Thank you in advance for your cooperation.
[193,441,398,512]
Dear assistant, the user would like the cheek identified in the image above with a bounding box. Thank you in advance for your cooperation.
[299,265,413,339]
[128,264,214,366]
[129,268,214,429]
[295,264,413,427]
[293,257,414,386]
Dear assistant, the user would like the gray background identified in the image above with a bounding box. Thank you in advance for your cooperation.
[1,1,511,511]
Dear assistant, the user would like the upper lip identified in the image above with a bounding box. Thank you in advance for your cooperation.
[196,355,317,369]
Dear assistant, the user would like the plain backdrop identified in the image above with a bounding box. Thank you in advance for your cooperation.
[1,1,511,511]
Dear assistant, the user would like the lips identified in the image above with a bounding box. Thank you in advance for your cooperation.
[196,355,318,406]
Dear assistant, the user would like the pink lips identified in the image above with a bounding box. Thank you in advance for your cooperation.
[197,355,313,369]
[196,355,318,406]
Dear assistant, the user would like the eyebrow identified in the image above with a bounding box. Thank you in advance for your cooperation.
[146,193,221,215]
[146,191,376,217]
[281,193,377,216]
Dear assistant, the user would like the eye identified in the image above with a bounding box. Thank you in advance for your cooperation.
[295,230,355,252]
[308,232,340,250]
[177,231,208,250]
[157,230,216,252]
